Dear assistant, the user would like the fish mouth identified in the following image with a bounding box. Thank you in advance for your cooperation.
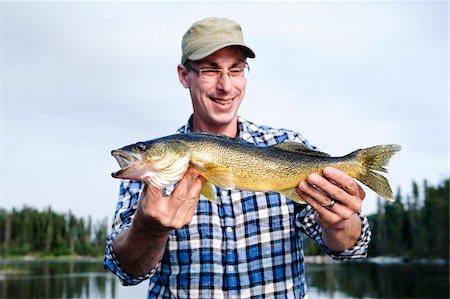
[111,150,143,178]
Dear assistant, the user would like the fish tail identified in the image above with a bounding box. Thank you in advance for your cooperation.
[356,144,401,201]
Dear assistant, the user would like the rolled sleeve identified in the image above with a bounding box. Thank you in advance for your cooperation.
[297,205,371,260]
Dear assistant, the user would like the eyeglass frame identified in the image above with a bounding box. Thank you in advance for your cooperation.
[185,62,250,82]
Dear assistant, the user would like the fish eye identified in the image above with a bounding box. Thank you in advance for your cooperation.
[134,142,147,151]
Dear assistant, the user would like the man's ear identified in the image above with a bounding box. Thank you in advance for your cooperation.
[177,64,190,88]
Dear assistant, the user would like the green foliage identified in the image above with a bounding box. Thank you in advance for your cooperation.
[0,206,108,257]
[367,178,449,259]
[2,178,448,259]
[303,178,449,259]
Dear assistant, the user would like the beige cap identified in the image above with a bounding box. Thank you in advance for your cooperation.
[181,17,255,64]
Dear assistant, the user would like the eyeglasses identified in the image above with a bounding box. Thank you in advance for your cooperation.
[186,63,250,82]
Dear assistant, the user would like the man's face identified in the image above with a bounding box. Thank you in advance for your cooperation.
[182,47,247,133]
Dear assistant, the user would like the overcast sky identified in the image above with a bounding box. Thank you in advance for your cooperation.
[1,1,448,223]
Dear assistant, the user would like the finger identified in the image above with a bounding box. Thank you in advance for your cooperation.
[297,182,353,224]
[180,176,207,222]
[356,183,366,200]
[190,175,208,199]
[323,167,360,197]
[297,178,353,215]
[297,181,335,212]
[134,184,171,229]
[297,182,330,207]
[307,172,354,208]
[173,175,206,228]
[169,168,202,209]
[322,168,365,210]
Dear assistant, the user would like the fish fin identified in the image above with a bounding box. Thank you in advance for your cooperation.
[205,166,236,190]
[191,131,236,141]
[201,182,216,202]
[279,188,306,204]
[356,144,401,202]
[272,142,330,156]
[192,163,236,190]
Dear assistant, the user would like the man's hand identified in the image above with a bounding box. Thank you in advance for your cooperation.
[113,167,206,276]
[296,167,365,251]
[135,167,207,232]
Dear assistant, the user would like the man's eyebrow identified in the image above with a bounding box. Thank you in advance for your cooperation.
[199,60,246,68]
[206,62,220,68]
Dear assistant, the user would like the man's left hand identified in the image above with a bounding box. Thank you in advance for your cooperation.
[296,167,365,251]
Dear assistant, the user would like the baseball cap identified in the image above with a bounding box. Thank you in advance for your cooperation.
[181,17,255,64]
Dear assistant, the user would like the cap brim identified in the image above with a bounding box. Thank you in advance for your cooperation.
[187,42,255,62]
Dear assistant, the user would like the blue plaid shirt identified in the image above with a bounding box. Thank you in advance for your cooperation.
[104,116,371,298]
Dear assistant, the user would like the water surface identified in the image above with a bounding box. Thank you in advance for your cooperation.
[0,259,448,298]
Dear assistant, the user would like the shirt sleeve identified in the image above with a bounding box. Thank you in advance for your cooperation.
[296,205,371,260]
[103,180,156,285]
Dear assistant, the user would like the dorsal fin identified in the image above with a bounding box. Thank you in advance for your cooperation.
[272,142,330,157]
[190,131,236,141]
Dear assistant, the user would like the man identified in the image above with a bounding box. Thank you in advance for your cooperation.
[104,17,371,298]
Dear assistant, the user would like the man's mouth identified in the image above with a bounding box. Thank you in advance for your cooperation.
[211,97,234,105]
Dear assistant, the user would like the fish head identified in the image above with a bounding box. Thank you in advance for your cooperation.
[111,142,147,181]
[111,139,191,187]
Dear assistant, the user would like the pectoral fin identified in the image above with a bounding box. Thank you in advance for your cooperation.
[279,188,306,204]
[192,163,235,190]
[201,182,216,202]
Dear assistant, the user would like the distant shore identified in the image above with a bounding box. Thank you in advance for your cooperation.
[2,255,447,265]
[0,255,102,264]
[304,255,449,265]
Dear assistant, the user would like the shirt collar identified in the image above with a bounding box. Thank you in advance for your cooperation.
[177,115,255,143]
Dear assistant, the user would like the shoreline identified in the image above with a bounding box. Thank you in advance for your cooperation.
[304,255,449,265]
[2,255,447,265]
[0,255,102,264]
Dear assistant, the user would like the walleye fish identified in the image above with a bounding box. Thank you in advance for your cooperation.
[111,132,401,203]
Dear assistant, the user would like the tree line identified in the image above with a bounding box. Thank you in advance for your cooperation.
[1,178,448,258]
[304,178,449,259]
[368,178,449,259]
[0,207,108,257]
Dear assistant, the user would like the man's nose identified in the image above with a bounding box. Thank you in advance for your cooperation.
[215,72,233,92]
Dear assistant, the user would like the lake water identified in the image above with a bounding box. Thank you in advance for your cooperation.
[0,258,448,298]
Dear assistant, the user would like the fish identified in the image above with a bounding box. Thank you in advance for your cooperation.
[111,132,401,203]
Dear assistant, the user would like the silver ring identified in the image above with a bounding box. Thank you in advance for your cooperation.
[325,199,336,209]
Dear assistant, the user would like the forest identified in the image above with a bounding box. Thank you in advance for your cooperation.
[302,178,448,259]
[0,178,448,259]
[0,208,108,257]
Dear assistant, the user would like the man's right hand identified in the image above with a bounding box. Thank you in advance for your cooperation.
[113,167,206,276]
[135,167,207,232]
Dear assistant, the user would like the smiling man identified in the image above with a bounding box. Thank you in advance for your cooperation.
[104,17,371,298]
[180,47,248,136]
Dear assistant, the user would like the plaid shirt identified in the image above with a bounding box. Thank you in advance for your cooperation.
[104,116,371,298]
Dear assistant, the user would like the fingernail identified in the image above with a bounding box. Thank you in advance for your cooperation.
[298,181,308,190]
[309,174,319,184]
[323,167,333,176]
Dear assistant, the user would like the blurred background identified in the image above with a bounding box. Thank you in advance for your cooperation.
[1,1,448,298]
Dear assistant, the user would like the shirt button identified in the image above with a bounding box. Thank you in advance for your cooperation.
[221,190,228,196]
[227,265,234,272]
[226,227,233,233]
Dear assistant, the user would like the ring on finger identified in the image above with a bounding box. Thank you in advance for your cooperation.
[325,198,337,209]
